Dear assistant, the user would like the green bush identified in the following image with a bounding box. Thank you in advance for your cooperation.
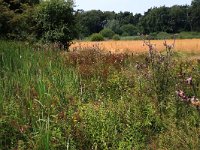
[104,19,123,35]
[177,31,200,39]
[156,32,171,39]
[149,32,158,39]
[121,24,138,36]
[112,34,120,40]
[34,0,76,50]
[0,121,25,150]
[0,0,34,40]
[100,28,115,39]
[90,33,104,41]
[121,32,129,37]
[148,32,200,40]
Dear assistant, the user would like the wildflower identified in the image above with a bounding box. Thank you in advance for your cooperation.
[186,77,192,85]
[176,90,189,101]
[176,90,200,110]
[190,96,200,107]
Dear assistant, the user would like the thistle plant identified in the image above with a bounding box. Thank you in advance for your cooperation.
[163,35,176,55]
[141,35,177,116]
[142,35,157,59]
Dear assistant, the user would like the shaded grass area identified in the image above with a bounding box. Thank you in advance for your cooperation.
[0,40,200,149]
[79,32,200,42]
[120,32,200,41]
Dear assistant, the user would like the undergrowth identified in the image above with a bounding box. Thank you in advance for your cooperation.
[0,40,200,149]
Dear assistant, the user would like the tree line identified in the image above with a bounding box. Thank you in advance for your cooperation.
[0,0,200,48]
[76,0,200,38]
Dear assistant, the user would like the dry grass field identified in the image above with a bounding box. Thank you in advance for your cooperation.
[70,39,200,54]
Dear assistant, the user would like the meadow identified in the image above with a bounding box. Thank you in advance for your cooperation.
[1,40,200,149]
[70,39,200,54]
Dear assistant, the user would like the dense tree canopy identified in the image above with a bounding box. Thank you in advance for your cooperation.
[190,0,200,31]
[0,0,36,39]
[0,0,200,47]
[0,0,76,49]
[75,10,106,38]
[75,2,200,37]
[120,24,138,36]
[34,0,76,48]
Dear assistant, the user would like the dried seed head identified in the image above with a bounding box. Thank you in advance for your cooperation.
[190,96,200,107]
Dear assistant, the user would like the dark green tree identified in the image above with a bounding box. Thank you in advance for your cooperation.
[116,11,135,25]
[102,11,115,21]
[120,24,138,36]
[0,0,35,39]
[104,19,122,35]
[76,10,104,37]
[139,7,171,34]
[20,0,40,5]
[34,0,76,49]
[190,0,200,31]
[169,5,190,32]
[0,0,12,37]
[132,13,142,25]
[100,28,115,39]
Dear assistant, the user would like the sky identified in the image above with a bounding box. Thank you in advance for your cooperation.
[74,0,192,14]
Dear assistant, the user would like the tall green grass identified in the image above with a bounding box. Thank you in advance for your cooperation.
[0,41,79,149]
[0,40,200,149]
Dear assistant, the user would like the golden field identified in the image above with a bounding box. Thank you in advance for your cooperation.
[70,39,200,54]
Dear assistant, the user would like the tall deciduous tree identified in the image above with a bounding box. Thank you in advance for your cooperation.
[139,7,173,34]
[0,0,35,39]
[169,5,190,32]
[190,0,200,31]
[34,0,76,49]
[104,19,122,35]
[120,24,138,36]
[76,10,104,37]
